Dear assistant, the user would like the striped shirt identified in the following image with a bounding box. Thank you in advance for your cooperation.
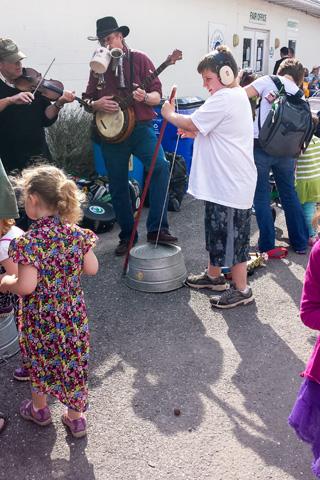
[296,137,320,181]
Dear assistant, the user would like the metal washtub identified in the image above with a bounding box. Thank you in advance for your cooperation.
[125,243,187,292]
[0,310,19,362]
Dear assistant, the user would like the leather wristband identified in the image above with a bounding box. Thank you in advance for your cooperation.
[53,101,64,110]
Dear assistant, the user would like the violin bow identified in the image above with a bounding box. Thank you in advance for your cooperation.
[32,58,56,95]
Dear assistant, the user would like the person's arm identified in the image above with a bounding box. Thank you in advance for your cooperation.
[1,257,17,276]
[301,243,320,330]
[0,257,17,282]
[161,100,198,132]
[0,263,37,296]
[245,85,259,98]
[44,90,76,120]
[132,88,161,106]
[83,248,99,276]
[0,91,34,112]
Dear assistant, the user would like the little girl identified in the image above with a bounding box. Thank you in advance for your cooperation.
[289,207,320,477]
[0,157,20,435]
[0,164,98,439]
[0,218,23,315]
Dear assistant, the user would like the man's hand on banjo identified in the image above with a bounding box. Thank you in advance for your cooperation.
[92,96,119,113]
[133,87,147,103]
[132,85,161,106]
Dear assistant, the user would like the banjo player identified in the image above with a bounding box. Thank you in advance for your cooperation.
[83,16,178,256]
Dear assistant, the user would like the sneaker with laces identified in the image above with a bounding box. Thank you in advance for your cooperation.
[210,285,254,309]
[185,271,227,291]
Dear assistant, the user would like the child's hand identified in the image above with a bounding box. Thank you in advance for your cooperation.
[177,128,197,139]
[161,100,175,120]
[0,274,16,293]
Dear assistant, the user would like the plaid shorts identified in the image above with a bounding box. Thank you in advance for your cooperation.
[204,202,252,267]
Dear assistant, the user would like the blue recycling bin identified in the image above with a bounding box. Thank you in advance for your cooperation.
[93,142,107,176]
[153,96,204,174]
[92,142,144,189]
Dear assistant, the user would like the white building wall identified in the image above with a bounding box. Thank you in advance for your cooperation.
[1,0,320,98]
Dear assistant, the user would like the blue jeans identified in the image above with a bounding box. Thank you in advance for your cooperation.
[101,121,170,240]
[302,202,317,237]
[254,146,308,252]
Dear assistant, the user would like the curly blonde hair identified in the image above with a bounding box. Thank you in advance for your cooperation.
[14,164,86,225]
[0,218,15,237]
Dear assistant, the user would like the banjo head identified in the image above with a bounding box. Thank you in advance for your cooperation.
[96,110,125,139]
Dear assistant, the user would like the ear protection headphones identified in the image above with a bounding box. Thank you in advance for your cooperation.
[214,52,236,86]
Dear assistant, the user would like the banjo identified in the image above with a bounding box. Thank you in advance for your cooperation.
[95,49,183,143]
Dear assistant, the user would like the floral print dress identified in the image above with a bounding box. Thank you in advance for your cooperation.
[9,216,97,412]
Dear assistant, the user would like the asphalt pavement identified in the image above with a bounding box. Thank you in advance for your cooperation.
[0,194,315,480]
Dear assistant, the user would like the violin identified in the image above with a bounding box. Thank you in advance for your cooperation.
[14,67,88,107]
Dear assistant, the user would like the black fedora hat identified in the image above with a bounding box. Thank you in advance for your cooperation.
[88,16,129,41]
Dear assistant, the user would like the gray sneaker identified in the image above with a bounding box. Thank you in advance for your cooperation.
[210,285,254,309]
[185,271,227,291]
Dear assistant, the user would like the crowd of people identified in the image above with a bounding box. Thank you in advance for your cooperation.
[305,65,320,97]
[1,14,320,478]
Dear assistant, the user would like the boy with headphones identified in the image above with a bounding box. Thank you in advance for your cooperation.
[161,45,257,309]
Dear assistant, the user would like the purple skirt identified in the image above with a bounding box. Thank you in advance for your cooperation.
[289,378,320,478]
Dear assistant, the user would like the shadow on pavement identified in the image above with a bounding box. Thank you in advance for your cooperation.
[88,281,224,435]
[214,304,313,479]
[0,402,95,480]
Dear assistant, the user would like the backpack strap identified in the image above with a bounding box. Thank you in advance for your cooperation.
[258,76,284,133]
[270,75,286,94]
[270,75,304,99]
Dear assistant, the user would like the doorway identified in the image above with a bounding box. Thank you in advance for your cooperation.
[242,28,269,74]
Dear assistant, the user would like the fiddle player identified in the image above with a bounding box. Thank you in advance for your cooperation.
[83,17,178,256]
[0,38,75,173]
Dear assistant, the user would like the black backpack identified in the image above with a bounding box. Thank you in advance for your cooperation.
[258,76,314,157]
[143,153,188,211]
[165,152,188,211]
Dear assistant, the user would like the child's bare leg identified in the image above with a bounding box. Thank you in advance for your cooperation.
[31,390,47,410]
[207,261,221,278]
[67,408,83,420]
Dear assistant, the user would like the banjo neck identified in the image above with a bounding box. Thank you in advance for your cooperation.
[118,49,182,110]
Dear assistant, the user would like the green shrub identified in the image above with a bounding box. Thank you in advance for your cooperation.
[46,105,96,178]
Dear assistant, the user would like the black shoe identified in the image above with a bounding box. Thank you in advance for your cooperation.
[147,229,178,245]
[185,271,228,291]
[210,285,254,309]
[114,239,132,256]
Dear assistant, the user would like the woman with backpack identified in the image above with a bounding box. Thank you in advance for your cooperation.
[245,58,309,254]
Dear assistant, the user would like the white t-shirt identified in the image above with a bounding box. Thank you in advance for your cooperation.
[188,87,257,209]
[0,225,24,262]
[251,75,301,138]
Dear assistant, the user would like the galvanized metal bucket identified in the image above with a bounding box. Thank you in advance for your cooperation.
[0,310,19,362]
[125,243,187,293]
